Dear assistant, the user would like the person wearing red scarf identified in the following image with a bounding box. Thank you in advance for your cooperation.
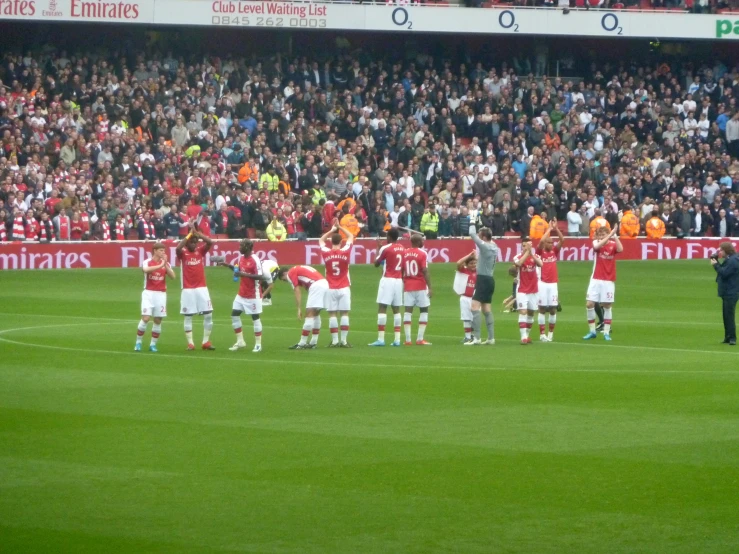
[12,212,26,240]
[24,213,40,241]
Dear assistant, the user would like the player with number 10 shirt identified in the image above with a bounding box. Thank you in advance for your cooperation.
[402,234,432,346]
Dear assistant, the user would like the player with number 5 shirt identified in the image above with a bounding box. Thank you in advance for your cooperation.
[320,219,355,347]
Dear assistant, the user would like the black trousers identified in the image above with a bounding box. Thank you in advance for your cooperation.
[722,295,738,341]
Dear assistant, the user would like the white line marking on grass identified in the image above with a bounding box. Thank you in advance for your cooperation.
[0,320,737,375]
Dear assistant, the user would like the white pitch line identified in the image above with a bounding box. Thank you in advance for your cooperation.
[0,321,737,375]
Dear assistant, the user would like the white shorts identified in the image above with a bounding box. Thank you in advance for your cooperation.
[233,295,262,315]
[404,290,430,309]
[180,287,213,315]
[141,290,167,318]
[538,282,559,307]
[306,279,329,310]
[459,296,473,321]
[516,292,538,311]
[376,277,403,307]
[326,287,351,312]
[586,279,615,303]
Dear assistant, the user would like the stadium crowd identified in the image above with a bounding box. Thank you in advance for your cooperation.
[1,47,739,244]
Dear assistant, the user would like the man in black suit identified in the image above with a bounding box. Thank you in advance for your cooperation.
[711,242,739,345]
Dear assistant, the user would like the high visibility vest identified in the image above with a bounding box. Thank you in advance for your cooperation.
[339,214,360,239]
[645,217,665,239]
[620,212,640,238]
[589,216,610,239]
[420,212,439,233]
[529,216,548,240]
[260,173,279,192]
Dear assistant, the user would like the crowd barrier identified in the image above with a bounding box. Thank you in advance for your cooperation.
[0,237,733,270]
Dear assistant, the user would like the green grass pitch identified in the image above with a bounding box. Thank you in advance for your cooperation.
[1,260,738,553]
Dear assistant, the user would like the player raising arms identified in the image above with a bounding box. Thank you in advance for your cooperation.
[369,228,405,347]
[584,225,623,341]
[277,265,329,349]
[402,233,432,346]
[466,221,498,345]
[513,237,543,345]
[320,219,354,348]
[536,220,564,342]
[136,242,175,352]
[454,251,477,343]
[217,239,267,353]
[176,225,216,351]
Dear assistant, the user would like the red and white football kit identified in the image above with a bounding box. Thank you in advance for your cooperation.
[177,242,213,314]
[587,239,618,303]
[536,244,560,307]
[514,253,539,311]
[454,267,477,322]
[402,247,430,308]
[375,242,405,307]
[321,242,352,312]
[286,265,329,310]
[141,258,168,318]
[233,254,263,315]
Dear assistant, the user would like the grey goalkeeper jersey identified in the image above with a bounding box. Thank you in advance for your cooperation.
[469,224,498,277]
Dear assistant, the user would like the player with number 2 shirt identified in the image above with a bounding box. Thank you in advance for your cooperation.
[136,242,175,352]
[370,228,405,347]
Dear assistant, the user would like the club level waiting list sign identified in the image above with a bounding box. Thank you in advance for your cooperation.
[0,0,736,40]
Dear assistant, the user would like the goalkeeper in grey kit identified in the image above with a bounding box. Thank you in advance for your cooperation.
[465,221,498,345]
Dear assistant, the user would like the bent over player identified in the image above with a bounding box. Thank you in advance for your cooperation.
[278,265,329,349]
[584,225,623,341]
[176,226,216,351]
[136,242,175,352]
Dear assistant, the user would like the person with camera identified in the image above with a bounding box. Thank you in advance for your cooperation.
[711,242,739,346]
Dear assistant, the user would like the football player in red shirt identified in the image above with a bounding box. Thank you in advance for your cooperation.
[277,265,330,349]
[402,233,433,346]
[176,225,215,350]
[370,228,405,347]
[584,225,623,341]
[536,221,564,342]
[514,237,543,344]
[319,219,355,347]
[454,251,478,343]
[218,239,268,353]
[136,243,175,352]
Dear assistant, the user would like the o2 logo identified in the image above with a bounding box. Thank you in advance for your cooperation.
[601,13,623,35]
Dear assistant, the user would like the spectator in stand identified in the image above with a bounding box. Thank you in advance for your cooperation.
[266,213,287,242]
